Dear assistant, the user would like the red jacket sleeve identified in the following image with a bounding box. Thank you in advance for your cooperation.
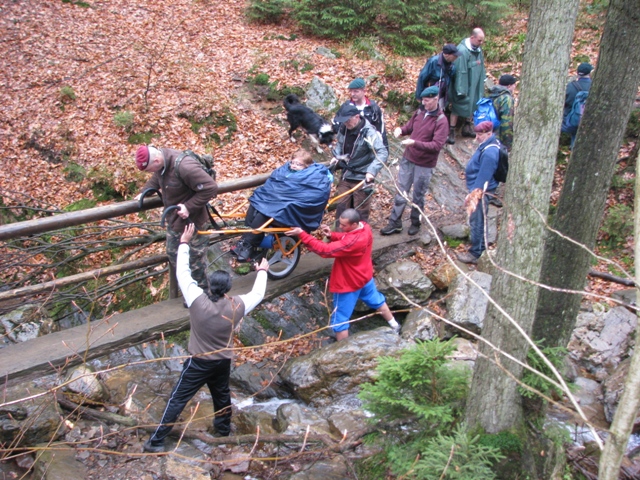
[299,230,367,259]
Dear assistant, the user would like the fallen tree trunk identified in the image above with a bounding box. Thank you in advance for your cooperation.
[588,269,635,287]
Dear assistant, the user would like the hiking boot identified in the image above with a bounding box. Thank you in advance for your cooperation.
[446,128,455,145]
[231,241,255,262]
[380,223,402,235]
[489,196,503,208]
[456,251,479,264]
[461,123,476,138]
[408,224,420,236]
[143,439,166,453]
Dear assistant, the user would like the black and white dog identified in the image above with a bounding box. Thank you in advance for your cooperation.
[283,94,336,153]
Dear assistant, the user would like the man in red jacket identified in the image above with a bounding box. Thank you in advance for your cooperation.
[380,85,449,236]
[286,209,399,340]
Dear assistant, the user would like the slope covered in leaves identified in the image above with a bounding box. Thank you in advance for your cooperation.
[0,0,422,210]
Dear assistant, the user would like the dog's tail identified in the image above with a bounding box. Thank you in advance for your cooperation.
[283,94,300,111]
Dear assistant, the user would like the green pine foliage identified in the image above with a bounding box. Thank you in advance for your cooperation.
[393,425,504,480]
[519,341,569,399]
[245,0,510,55]
[358,339,470,426]
[292,0,375,40]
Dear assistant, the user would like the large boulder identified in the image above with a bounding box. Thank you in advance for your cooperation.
[0,304,57,345]
[305,77,339,113]
[64,364,109,402]
[430,151,468,213]
[567,306,637,379]
[446,271,493,337]
[31,445,87,480]
[0,383,64,447]
[231,361,289,400]
[280,328,406,407]
[275,402,332,436]
[375,260,435,309]
[602,358,640,426]
[401,307,440,342]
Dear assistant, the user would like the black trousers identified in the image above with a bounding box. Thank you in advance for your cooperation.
[241,205,284,247]
[149,356,232,445]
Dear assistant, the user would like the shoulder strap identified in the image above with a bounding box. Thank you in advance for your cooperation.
[173,151,190,183]
[571,80,583,93]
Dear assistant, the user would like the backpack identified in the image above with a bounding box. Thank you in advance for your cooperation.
[474,97,500,129]
[174,150,216,183]
[566,88,589,130]
[482,141,509,183]
[174,150,224,228]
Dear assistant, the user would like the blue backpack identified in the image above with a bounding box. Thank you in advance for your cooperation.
[474,97,500,129]
[566,90,589,130]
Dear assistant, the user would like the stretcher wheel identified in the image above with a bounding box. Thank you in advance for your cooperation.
[265,236,300,280]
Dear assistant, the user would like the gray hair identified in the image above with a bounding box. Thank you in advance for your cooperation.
[340,208,361,224]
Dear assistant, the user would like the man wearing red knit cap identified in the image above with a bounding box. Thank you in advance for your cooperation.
[135,145,218,289]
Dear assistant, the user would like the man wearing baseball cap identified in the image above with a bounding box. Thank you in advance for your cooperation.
[335,77,388,149]
[330,103,388,222]
[415,43,461,114]
[381,85,449,236]
[563,62,593,119]
[135,146,218,290]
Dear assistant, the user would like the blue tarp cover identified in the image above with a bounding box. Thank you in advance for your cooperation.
[249,162,332,231]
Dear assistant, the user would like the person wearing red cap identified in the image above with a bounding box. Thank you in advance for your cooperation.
[135,145,218,289]
[457,121,500,264]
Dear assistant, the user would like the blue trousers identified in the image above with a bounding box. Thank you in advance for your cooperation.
[469,192,493,259]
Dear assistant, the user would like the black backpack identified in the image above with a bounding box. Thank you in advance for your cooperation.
[174,150,216,183]
[482,141,509,183]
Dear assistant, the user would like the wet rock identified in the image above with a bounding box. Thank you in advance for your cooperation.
[440,223,469,239]
[280,328,407,407]
[428,261,458,290]
[568,306,637,379]
[240,281,330,345]
[326,410,369,438]
[448,337,478,370]
[446,270,492,337]
[612,288,636,308]
[141,340,187,373]
[31,445,87,480]
[430,152,467,212]
[275,403,332,436]
[572,377,607,426]
[0,304,57,344]
[305,76,338,113]
[234,406,279,435]
[165,456,210,479]
[401,307,440,342]
[376,260,435,309]
[65,364,109,402]
[602,358,640,425]
[0,384,64,447]
[289,456,349,480]
[231,362,286,399]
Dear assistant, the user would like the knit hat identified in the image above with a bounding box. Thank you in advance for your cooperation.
[348,78,366,89]
[442,43,461,57]
[334,104,361,122]
[420,85,440,98]
[474,121,494,134]
[135,146,150,170]
[577,62,594,76]
[499,74,517,86]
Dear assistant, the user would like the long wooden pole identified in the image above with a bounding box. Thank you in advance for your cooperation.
[0,174,270,241]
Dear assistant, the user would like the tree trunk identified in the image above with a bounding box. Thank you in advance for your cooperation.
[532,0,640,349]
[465,0,579,433]
[598,147,640,479]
